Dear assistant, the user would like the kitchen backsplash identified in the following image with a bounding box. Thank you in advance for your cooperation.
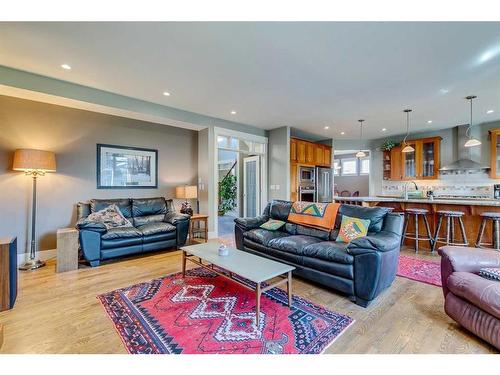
[381,172,498,198]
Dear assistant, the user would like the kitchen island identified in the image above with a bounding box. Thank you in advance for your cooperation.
[333,196,500,250]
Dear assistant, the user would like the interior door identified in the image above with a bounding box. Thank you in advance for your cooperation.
[243,156,261,217]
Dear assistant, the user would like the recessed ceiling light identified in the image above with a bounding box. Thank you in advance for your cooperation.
[340,131,345,135]
[230,110,237,115]
[440,88,450,95]
[427,120,433,124]
[487,110,494,114]
[61,64,71,70]
[163,91,171,96]
[324,126,330,130]
[382,128,387,132]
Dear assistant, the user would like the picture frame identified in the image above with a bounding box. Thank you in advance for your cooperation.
[96,144,158,189]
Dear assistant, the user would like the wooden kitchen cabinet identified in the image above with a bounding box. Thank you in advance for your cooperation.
[290,138,297,163]
[290,137,332,167]
[290,163,298,201]
[490,129,500,178]
[387,136,441,180]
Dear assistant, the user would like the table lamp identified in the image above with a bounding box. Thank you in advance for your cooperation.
[175,185,198,216]
[13,149,56,270]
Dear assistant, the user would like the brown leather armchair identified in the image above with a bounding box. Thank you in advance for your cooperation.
[438,246,500,350]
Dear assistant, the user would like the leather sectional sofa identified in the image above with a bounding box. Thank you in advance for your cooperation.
[235,200,404,307]
[438,246,500,349]
[76,197,189,266]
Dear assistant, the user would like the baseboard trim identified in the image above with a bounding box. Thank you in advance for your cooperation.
[17,249,56,265]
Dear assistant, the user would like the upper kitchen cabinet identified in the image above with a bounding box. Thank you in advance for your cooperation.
[386,136,441,180]
[490,129,500,178]
[290,138,331,167]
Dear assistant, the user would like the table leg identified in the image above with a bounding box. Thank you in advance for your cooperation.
[204,218,208,242]
[189,221,193,244]
[287,271,293,308]
[256,282,261,326]
[181,250,186,277]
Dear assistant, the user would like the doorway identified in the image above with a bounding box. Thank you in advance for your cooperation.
[333,150,370,197]
[215,129,267,237]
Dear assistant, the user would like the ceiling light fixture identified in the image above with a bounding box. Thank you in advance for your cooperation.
[340,131,345,135]
[355,119,366,158]
[163,91,171,96]
[427,120,433,124]
[440,88,450,95]
[324,126,330,130]
[61,64,71,70]
[487,110,494,114]
[401,109,415,153]
[382,128,387,132]
[230,110,237,115]
[464,95,481,148]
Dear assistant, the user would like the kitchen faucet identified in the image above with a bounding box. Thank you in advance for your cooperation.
[403,180,419,200]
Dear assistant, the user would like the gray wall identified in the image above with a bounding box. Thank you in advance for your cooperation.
[268,126,290,200]
[0,95,198,254]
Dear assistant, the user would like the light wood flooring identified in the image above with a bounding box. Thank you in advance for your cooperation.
[0,243,497,354]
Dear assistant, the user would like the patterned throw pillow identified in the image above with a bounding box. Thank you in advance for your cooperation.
[85,204,132,229]
[336,215,371,243]
[260,219,286,231]
[479,268,500,281]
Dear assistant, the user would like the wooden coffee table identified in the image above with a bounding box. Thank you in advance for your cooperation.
[180,242,295,325]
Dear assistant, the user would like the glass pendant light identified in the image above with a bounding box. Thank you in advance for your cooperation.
[401,109,415,153]
[464,95,481,147]
[355,119,366,158]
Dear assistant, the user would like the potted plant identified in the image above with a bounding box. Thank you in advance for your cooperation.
[380,139,399,151]
[218,174,237,216]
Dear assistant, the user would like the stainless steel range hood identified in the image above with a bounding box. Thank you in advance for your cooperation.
[439,125,489,173]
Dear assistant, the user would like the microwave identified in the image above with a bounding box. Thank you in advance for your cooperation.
[299,166,315,184]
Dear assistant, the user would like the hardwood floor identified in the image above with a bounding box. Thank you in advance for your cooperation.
[0,243,496,354]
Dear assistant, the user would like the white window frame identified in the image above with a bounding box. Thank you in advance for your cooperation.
[359,157,370,175]
[333,160,340,176]
[340,157,358,176]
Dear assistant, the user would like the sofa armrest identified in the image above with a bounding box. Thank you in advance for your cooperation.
[75,219,107,233]
[234,215,268,231]
[438,246,500,274]
[347,231,401,254]
[165,212,190,225]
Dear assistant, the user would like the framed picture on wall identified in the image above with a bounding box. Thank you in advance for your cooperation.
[97,144,158,189]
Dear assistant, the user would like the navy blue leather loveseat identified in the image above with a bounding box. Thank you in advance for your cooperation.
[76,197,189,266]
[235,200,403,307]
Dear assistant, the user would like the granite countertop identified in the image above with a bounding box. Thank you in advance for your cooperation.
[333,196,500,206]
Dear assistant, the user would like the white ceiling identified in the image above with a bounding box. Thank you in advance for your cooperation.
[1,22,500,139]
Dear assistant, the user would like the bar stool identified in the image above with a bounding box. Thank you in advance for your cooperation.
[431,210,468,252]
[475,212,500,250]
[401,208,434,253]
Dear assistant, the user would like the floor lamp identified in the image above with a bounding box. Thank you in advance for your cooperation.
[13,149,57,271]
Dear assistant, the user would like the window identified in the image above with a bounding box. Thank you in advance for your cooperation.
[333,161,340,176]
[360,157,370,175]
[341,158,358,176]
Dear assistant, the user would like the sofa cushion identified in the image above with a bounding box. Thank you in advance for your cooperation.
[137,222,176,236]
[336,205,389,233]
[101,227,143,250]
[101,226,142,240]
[268,235,322,255]
[132,197,167,226]
[269,200,293,221]
[302,241,353,264]
[447,272,500,319]
[90,198,132,218]
[243,228,289,246]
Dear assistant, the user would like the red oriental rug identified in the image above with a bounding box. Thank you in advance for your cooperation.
[397,255,442,287]
[98,268,354,354]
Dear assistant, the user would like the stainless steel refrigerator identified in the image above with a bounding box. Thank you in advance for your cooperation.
[315,167,333,203]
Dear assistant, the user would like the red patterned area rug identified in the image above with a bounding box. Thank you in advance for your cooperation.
[98,267,354,354]
[397,255,442,287]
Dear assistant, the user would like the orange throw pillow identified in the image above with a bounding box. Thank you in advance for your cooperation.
[287,202,340,231]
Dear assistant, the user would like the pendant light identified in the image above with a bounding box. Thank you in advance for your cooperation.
[401,109,415,153]
[355,119,366,158]
[464,95,481,147]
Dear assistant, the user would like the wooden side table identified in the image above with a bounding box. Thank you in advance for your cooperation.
[57,228,79,273]
[189,214,209,244]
